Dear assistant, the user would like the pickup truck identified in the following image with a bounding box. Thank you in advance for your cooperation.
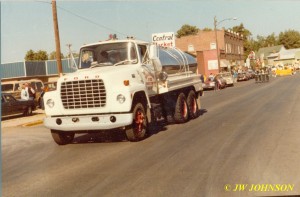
[1,93,35,118]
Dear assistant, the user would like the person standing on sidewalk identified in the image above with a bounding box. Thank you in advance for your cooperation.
[25,83,36,101]
[20,84,29,100]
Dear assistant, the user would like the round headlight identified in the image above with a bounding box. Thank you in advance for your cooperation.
[116,94,126,104]
[46,99,55,108]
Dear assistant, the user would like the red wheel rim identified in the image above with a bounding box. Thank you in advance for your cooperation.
[182,101,187,117]
[135,110,145,135]
[192,98,197,113]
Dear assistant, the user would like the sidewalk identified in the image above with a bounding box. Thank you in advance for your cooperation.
[1,109,45,128]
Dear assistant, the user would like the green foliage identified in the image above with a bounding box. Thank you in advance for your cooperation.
[25,50,49,61]
[265,33,279,47]
[25,50,35,61]
[232,23,252,39]
[49,51,65,60]
[35,50,48,61]
[202,27,212,31]
[176,24,199,38]
[278,29,300,49]
[232,23,253,60]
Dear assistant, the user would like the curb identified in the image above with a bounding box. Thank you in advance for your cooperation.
[22,120,43,127]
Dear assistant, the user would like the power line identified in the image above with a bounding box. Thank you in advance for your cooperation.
[34,0,129,38]
[57,6,129,37]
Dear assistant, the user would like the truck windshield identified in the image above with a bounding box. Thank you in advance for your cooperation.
[79,42,138,69]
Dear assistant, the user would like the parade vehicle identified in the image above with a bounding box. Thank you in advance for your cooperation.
[43,38,203,145]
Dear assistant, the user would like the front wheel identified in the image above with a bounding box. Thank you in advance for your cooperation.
[126,103,148,142]
[51,130,75,145]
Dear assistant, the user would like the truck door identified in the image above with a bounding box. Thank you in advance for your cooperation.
[137,44,157,95]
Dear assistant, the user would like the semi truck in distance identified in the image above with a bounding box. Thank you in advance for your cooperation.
[43,38,203,145]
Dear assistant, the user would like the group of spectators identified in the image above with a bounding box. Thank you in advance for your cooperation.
[20,83,48,109]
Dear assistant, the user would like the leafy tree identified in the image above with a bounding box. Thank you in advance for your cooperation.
[49,51,65,60]
[232,23,253,60]
[202,27,212,31]
[176,24,199,38]
[278,29,300,49]
[232,23,252,40]
[35,50,48,61]
[264,33,279,47]
[25,50,48,61]
[25,49,35,61]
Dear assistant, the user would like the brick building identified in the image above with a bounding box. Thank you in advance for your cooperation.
[175,29,244,77]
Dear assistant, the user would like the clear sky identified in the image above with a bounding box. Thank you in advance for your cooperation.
[1,0,300,63]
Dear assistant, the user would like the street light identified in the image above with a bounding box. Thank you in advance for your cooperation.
[214,16,237,72]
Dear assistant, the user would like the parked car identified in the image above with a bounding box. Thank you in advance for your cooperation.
[1,79,44,105]
[217,72,234,86]
[237,73,249,81]
[44,81,57,91]
[202,78,215,90]
[1,80,22,99]
[1,93,35,117]
[246,70,255,79]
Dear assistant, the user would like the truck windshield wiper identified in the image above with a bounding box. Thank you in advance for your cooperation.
[113,59,137,67]
[90,62,112,68]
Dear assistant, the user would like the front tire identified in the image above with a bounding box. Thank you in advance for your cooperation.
[51,130,75,145]
[126,103,148,142]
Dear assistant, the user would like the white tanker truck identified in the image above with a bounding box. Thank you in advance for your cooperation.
[43,39,203,145]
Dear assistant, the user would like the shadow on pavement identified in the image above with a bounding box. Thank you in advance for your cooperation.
[70,109,207,144]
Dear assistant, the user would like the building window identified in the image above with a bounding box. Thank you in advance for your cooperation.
[210,42,216,50]
[188,44,195,52]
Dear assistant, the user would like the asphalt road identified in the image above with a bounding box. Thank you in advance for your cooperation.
[2,75,300,197]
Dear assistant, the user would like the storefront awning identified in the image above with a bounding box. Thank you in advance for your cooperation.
[220,60,231,68]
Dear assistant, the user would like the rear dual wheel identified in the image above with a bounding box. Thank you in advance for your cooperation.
[187,90,199,119]
[174,90,199,123]
[174,93,189,123]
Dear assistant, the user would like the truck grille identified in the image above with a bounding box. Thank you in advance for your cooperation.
[60,79,106,109]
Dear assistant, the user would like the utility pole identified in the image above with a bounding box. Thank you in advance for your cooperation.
[214,16,221,73]
[52,0,63,77]
[214,16,237,73]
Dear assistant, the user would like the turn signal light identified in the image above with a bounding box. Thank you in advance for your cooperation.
[124,80,130,86]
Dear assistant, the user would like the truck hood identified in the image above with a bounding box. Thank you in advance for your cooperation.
[64,66,136,79]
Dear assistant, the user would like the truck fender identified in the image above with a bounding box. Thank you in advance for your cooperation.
[131,91,151,110]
